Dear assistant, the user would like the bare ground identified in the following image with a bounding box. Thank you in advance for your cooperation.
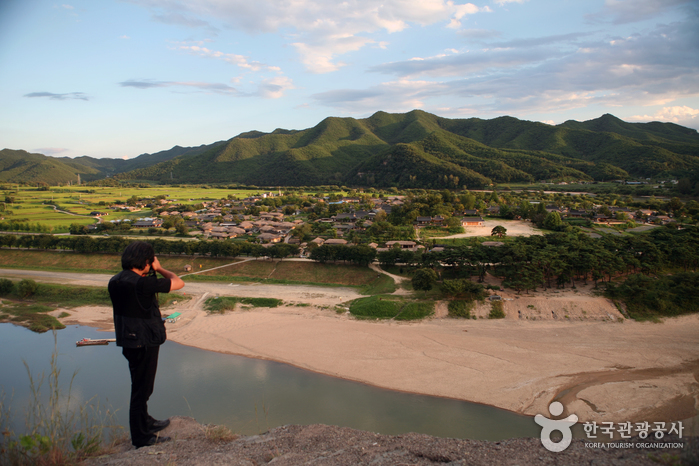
[83,416,695,466]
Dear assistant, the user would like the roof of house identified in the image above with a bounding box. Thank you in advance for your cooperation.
[324,238,348,245]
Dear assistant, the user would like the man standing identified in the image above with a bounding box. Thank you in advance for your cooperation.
[109,241,185,448]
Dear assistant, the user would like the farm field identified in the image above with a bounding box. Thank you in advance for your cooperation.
[1,185,334,232]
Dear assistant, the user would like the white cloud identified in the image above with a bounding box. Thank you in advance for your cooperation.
[120,75,295,99]
[119,35,130,39]
[119,79,239,95]
[313,20,699,123]
[591,0,694,24]
[492,0,526,5]
[628,106,699,123]
[61,4,74,10]
[257,76,295,99]
[129,0,491,73]
[177,44,278,72]
[292,35,374,73]
[313,78,446,113]
[33,147,69,156]
[24,91,89,101]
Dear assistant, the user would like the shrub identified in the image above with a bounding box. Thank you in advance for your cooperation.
[448,300,473,318]
[488,301,505,319]
[0,278,14,295]
[17,279,38,299]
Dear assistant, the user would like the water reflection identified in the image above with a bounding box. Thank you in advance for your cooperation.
[0,324,539,440]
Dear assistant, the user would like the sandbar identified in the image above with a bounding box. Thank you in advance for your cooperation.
[52,280,699,429]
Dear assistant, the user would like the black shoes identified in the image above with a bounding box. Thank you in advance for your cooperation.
[148,418,171,434]
[135,435,171,449]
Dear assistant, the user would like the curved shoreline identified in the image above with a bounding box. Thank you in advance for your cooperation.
[57,299,699,429]
[8,267,696,429]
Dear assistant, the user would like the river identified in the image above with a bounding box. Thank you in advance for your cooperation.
[0,323,540,441]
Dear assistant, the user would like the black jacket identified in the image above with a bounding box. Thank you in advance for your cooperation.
[109,270,171,348]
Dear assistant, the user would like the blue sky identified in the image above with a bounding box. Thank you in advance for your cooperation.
[1,0,697,159]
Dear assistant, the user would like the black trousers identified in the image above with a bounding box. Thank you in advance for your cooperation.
[122,346,160,446]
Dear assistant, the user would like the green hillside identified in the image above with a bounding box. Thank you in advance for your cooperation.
[4,110,699,187]
[0,143,218,185]
[114,110,699,188]
[0,149,103,184]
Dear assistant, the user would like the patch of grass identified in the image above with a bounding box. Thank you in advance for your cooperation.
[205,425,238,443]
[488,300,505,319]
[31,283,111,307]
[57,311,71,318]
[0,249,240,275]
[348,295,402,319]
[395,301,434,320]
[200,260,379,288]
[185,273,350,288]
[448,300,474,318]
[204,296,283,313]
[1,302,65,333]
[380,265,411,278]
[360,274,397,295]
[0,250,122,274]
[349,295,433,321]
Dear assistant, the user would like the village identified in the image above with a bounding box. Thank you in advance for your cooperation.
[78,188,681,256]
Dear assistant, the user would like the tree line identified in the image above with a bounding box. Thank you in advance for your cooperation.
[0,234,299,260]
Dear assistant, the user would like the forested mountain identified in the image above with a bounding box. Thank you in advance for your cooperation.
[3,111,698,187]
[0,144,221,185]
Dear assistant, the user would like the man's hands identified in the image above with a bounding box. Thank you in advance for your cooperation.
[151,256,185,291]
[151,256,163,273]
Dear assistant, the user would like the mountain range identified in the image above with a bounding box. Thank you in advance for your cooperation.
[2,110,698,188]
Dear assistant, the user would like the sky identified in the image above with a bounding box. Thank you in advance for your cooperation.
[0,0,697,160]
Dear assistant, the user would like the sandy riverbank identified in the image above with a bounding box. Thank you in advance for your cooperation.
[55,285,699,429]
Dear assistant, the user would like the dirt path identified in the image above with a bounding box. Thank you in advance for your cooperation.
[369,263,407,284]
[0,268,364,306]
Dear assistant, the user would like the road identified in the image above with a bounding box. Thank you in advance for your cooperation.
[0,268,363,306]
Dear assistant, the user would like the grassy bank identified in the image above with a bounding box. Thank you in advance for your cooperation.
[0,250,388,290]
[348,295,434,321]
[0,249,243,275]
[0,280,181,332]
[204,296,283,313]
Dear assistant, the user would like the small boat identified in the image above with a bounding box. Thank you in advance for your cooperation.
[76,338,116,347]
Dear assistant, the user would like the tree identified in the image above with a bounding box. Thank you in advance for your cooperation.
[69,223,88,235]
[175,222,189,236]
[412,268,437,294]
[0,278,14,295]
[17,279,38,299]
[491,225,507,238]
[543,211,563,230]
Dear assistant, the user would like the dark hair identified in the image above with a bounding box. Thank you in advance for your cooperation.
[121,241,155,271]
